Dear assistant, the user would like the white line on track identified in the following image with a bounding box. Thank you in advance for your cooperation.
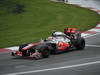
[6,60,100,75]
[86,44,100,47]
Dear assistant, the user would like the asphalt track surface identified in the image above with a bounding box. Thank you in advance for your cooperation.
[0,32,100,75]
[0,0,100,75]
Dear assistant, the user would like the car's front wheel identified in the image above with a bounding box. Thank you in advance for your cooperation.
[38,45,50,58]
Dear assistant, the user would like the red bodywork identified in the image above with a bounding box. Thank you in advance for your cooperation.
[16,51,23,56]
[57,42,70,51]
[15,42,41,57]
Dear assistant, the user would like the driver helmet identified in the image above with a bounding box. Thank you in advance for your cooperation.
[52,31,66,37]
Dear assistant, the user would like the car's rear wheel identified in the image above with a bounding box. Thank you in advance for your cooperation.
[74,37,85,50]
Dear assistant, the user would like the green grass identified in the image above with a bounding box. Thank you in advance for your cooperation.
[0,0,100,48]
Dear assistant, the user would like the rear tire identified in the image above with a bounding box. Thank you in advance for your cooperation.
[74,37,85,50]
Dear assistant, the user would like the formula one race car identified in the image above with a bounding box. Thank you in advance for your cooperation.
[11,28,85,59]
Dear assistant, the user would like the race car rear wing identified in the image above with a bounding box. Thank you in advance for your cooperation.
[64,28,81,37]
[64,28,77,34]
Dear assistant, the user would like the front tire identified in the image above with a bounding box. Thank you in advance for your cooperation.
[42,49,50,58]
[11,52,15,56]
[39,45,50,58]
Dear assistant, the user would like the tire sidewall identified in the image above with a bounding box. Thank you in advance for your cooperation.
[74,37,85,50]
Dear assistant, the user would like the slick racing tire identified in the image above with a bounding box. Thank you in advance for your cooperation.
[39,45,50,58]
[74,37,85,50]
[41,49,50,58]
